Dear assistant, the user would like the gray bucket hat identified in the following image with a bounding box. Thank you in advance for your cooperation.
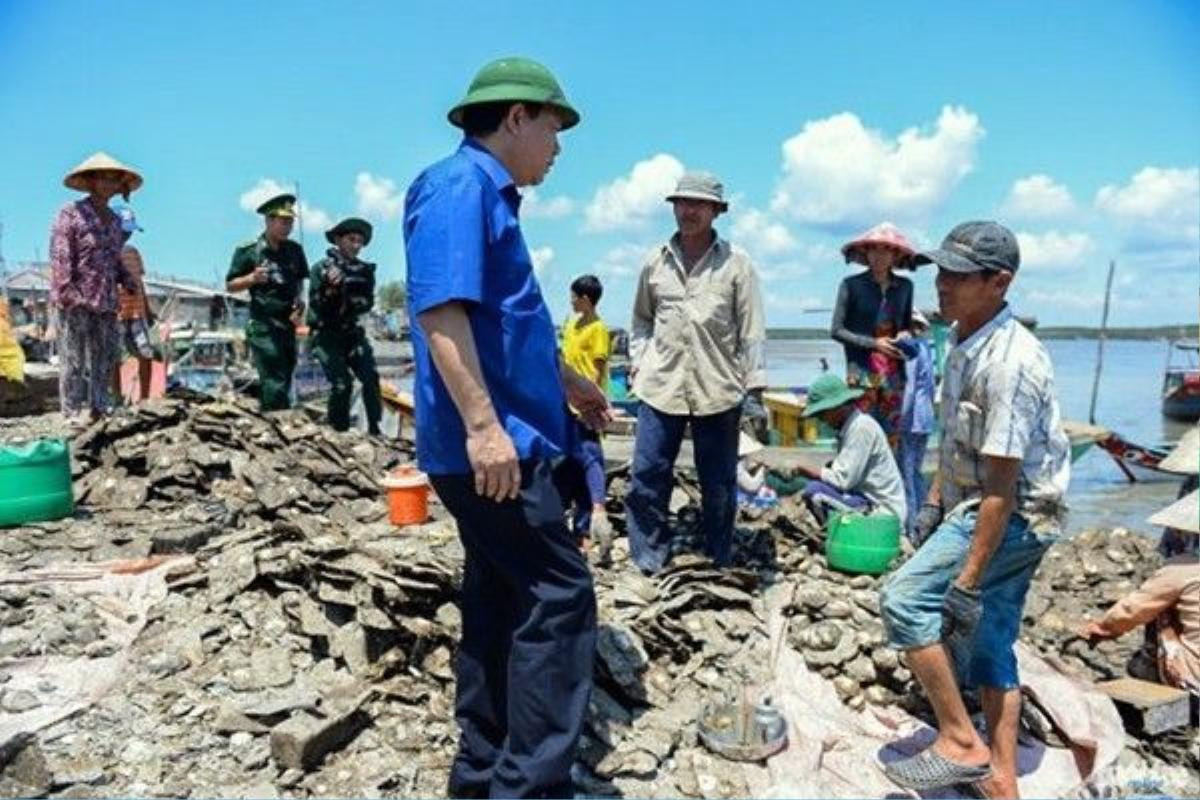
[912,220,1020,274]
[666,171,728,211]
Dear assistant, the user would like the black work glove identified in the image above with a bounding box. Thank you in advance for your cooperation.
[912,503,943,547]
[941,584,982,652]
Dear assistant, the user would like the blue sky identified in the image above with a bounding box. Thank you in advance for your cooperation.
[1,1,1197,328]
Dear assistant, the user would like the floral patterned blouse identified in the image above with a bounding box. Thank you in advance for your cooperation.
[49,199,130,313]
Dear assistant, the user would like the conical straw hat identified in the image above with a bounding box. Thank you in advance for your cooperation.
[1148,489,1200,534]
[1160,427,1199,475]
[63,152,143,195]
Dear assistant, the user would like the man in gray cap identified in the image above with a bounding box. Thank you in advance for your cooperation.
[878,221,1071,797]
[625,171,767,574]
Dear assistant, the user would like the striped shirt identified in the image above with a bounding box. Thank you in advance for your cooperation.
[938,305,1070,534]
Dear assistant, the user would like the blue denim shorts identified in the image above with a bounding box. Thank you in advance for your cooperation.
[879,511,1055,690]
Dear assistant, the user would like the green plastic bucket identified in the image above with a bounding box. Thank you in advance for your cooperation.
[825,510,901,575]
[0,438,74,527]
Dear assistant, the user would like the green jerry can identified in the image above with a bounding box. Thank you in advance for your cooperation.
[0,438,74,527]
[825,510,901,575]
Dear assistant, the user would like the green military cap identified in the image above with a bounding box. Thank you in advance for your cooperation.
[448,57,580,130]
[325,217,373,246]
[256,193,298,218]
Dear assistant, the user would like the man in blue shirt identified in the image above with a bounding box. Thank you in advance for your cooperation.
[403,57,608,799]
[895,310,936,539]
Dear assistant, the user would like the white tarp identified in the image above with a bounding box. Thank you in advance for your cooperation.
[0,557,192,754]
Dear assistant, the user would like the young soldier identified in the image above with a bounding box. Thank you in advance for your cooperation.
[308,217,382,434]
[225,193,308,410]
[403,57,607,798]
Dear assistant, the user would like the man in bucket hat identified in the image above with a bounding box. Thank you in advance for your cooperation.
[624,170,767,574]
[403,56,606,798]
[226,193,309,411]
[307,217,382,434]
[790,373,906,523]
[879,221,1071,797]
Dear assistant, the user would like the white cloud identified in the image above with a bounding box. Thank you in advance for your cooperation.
[238,178,292,214]
[1001,174,1076,219]
[770,106,984,229]
[354,172,404,221]
[1095,166,1200,248]
[730,208,798,257]
[592,243,653,279]
[238,177,331,233]
[530,246,555,277]
[522,189,575,219]
[1016,230,1095,269]
[584,154,685,232]
[297,202,333,233]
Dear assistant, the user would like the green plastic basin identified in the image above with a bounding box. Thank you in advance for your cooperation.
[825,510,901,575]
[0,439,74,527]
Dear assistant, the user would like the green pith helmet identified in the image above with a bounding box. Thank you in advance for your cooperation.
[448,57,580,130]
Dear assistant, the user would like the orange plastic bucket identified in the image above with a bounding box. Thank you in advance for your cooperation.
[382,466,429,526]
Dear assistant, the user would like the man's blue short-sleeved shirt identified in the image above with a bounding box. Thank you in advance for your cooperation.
[403,139,568,475]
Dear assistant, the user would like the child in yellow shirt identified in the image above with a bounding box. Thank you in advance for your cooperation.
[561,275,612,560]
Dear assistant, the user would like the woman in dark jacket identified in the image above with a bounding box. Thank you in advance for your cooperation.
[829,222,915,445]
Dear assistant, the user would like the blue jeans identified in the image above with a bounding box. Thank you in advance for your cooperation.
[625,402,741,573]
[897,432,929,536]
[800,479,870,524]
[565,422,607,535]
[879,511,1055,690]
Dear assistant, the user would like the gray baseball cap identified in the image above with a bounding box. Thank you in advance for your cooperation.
[666,171,728,210]
[912,220,1020,274]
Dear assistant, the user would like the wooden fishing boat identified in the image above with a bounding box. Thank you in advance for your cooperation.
[1162,341,1200,422]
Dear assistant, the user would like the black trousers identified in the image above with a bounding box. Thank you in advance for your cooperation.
[430,459,597,798]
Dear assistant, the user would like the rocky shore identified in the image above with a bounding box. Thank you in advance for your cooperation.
[0,396,1195,798]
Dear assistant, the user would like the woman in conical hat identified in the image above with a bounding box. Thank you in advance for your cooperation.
[1080,490,1200,692]
[49,151,143,422]
[830,222,917,447]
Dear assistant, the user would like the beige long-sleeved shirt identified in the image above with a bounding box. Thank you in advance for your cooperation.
[1100,555,1200,691]
[629,234,766,416]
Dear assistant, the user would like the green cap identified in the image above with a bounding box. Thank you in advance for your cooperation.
[325,217,373,246]
[802,374,865,417]
[448,57,580,130]
[256,193,297,218]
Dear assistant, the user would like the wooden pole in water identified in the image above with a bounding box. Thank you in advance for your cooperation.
[1089,260,1116,425]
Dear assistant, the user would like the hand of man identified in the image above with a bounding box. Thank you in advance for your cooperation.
[941,583,982,650]
[466,422,521,502]
[743,388,768,421]
[589,509,613,564]
[563,369,612,432]
[874,337,903,360]
[251,265,270,285]
[913,503,943,546]
[1078,620,1108,644]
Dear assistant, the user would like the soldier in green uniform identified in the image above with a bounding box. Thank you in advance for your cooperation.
[307,217,382,434]
[225,193,309,410]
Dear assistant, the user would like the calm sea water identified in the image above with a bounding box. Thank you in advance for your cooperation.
[765,337,1188,536]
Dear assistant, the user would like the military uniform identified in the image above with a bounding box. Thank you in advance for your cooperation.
[307,217,382,433]
[226,194,308,410]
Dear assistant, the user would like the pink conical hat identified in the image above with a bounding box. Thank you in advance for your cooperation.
[841,222,916,268]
